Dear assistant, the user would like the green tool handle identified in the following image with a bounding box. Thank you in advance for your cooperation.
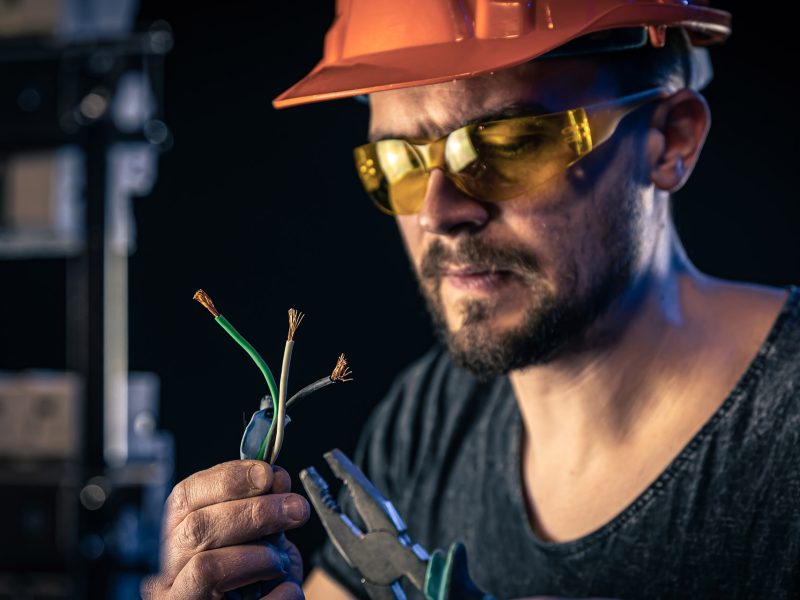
[424,542,499,600]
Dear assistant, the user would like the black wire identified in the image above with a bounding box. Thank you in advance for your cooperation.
[286,376,334,410]
[256,378,334,461]
[258,377,339,461]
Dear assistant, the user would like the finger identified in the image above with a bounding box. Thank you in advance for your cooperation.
[259,534,302,582]
[259,580,303,600]
[164,493,310,579]
[262,531,284,546]
[140,573,168,599]
[164,460,275,534]
[170,543,290,600]
[271,466,292,494]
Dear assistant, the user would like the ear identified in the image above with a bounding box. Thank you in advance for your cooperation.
[646,89,710,193]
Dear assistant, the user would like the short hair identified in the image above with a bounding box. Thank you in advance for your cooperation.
[598,27,708,94]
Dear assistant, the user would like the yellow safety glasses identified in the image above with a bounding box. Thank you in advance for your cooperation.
[354,87,670,216]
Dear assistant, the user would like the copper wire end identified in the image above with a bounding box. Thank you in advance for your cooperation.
[287,308,304,341]
[330,353,353,382]
[193,289,220,318]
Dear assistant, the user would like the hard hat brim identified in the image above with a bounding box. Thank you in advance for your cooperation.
[272,2,730,109]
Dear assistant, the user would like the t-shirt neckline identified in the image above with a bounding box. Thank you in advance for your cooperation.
[504,284,800,554]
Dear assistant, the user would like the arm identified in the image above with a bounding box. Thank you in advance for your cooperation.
[303,568,357,600]
[302,566,617,600]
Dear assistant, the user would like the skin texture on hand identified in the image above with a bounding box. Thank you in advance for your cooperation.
[141,460,310,600]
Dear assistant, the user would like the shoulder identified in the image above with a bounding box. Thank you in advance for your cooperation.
[692,279,800,378]
[720,284,800,450]
[383,342,475,419]
[737,283,800,376]
[359,342,463,457]
[749,284,800,408]
[377,341,490,438]
[354,342,487,493]
[708,281,800,403]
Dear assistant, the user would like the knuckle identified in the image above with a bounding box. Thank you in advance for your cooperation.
[179,509,211,551]
[187,552,224,592]
[166,479,192,518]
[139,574,162,598]
[249,496,281,534]
[250,494,290,535]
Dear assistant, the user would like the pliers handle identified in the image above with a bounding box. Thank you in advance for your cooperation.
[301,449,498,600]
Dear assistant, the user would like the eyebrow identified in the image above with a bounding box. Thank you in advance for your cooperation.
[368,100,555,143]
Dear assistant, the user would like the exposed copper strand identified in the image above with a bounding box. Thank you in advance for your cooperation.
[287,308,304,341]
[330,353,353,382]
[193,289,220,317]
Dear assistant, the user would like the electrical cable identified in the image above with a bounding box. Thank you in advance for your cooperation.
[286,353,352,410]
[258,353,353,463]
[194,290,353,467]
[266,308,304,464]
[193,289,279,427]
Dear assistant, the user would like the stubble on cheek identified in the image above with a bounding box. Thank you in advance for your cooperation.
[397,133,646,382]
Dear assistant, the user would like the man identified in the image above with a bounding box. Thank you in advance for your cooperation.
[144,1,800,598]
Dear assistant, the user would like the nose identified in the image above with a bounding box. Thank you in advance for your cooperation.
[417,169,490,235]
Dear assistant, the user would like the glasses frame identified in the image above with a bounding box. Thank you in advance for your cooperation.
[354,86,672,215]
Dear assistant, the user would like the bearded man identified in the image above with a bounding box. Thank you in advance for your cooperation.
[144,2,800,599]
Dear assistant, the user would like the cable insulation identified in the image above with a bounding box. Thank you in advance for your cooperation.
[215,314,279,419]
[269,339,294,464]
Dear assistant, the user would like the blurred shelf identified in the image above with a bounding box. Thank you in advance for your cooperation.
[0,230,82,258]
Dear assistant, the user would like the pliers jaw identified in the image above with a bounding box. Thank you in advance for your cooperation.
[300,449,429,599]
[298,464,366,569]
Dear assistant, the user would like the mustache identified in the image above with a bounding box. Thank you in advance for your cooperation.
[419,237,540,282]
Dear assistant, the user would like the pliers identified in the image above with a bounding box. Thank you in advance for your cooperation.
[300,449,498,600]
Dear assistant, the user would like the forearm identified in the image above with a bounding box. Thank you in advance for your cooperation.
[303,568,357,600]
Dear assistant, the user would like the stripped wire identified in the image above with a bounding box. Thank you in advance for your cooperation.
[286,353,353,410]
[195,291,353,468]
[193,289,279,425]
[258,353,352,465]
[331,353,353,382]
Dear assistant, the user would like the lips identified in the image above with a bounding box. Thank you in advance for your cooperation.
[441,264,504,277]
[440,264,517,293]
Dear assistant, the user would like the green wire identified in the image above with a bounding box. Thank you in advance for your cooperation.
[215,315,278,401]
[214,314,279,461]
[257,418,273,462]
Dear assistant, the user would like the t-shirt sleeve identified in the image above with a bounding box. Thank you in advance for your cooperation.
[308,344,445,599]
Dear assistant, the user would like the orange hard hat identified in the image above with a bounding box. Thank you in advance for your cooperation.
[272,0,731,109]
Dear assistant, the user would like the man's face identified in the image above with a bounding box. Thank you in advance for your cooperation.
[368,59,656,382]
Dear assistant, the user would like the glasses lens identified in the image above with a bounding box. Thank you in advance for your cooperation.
[353,106,602,215]
[355,141,431,215]
[453,111,585,201]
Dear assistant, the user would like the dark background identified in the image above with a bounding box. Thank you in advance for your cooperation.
[1,0,797,579]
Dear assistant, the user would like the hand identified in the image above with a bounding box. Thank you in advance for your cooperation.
[141,460,310,599]
[513,596,620,599]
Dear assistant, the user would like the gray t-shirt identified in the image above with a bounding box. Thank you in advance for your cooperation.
[312,285,800,599]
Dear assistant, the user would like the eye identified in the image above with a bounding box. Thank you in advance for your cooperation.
[375,140,422,183]
[480,134,546,156]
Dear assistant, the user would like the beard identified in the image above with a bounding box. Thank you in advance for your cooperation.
[414,191,641,383]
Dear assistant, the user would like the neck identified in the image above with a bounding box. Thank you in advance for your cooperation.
[508,217,713,464]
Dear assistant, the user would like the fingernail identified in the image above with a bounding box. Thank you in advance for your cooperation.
[283,495,308,522]
[248,463,269,489]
